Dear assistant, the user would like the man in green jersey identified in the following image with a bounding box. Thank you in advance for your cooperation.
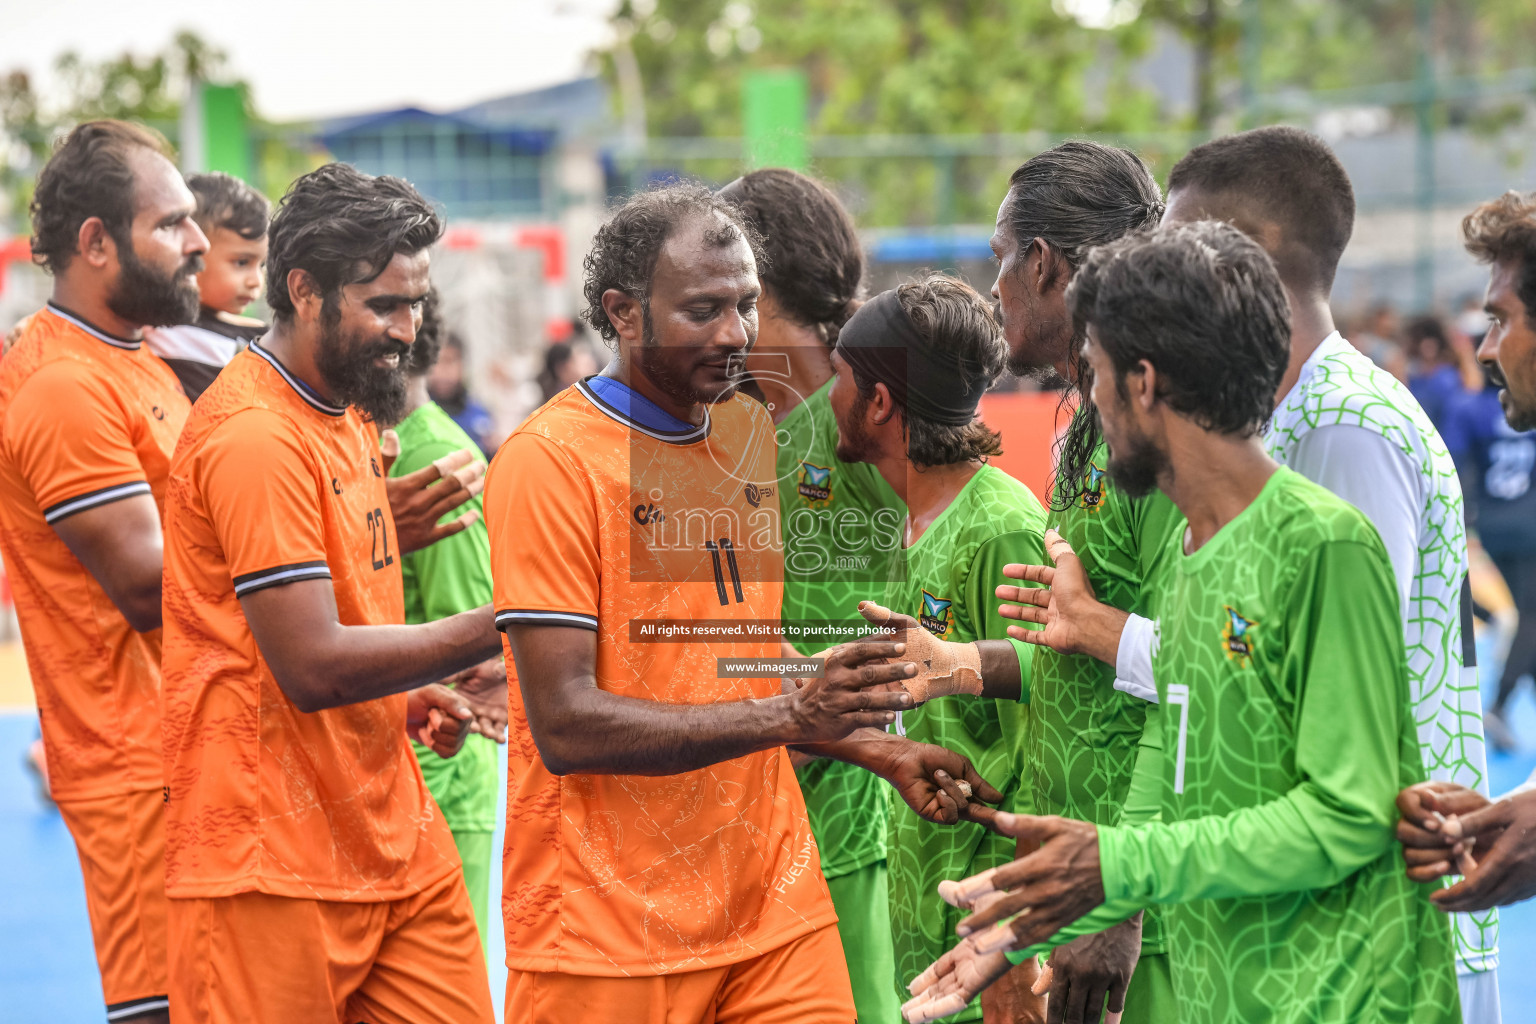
[823,273,1048,1023]
[385,291,507,956]
[719,168,905,1024]
[906,222,1460,1024]
[985,142,1177,1024]
[1009,129,1499,1022]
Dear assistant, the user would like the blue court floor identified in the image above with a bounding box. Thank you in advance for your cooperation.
[2,689,1534,1022]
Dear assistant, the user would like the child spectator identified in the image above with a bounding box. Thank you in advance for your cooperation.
[144,172,269,400]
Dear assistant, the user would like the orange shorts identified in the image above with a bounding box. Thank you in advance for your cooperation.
[56,786,169,1020]
[504,924,856,1024]
[167,867,493,1024]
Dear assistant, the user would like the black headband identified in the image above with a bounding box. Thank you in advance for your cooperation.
[834,289,990,426]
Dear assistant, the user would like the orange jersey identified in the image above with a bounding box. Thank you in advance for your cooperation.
[486,378,833,977]
[0,303,189,800]
[160,344,457,901]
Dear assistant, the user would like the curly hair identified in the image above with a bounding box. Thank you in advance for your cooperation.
[1067,220,1291,439]
[580,182,767,346]
[30,119,172,275]
[719,168,863,347]
[265,163,443,324]
[850,273,1007,467]
[1463,191,1536,328]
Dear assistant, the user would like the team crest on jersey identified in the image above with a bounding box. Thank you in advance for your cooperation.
[1221,606,1257,667]
[920,590,954,637]
[798,461,833,505]
[1078,463,1107,512]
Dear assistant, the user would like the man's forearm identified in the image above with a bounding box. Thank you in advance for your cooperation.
[792,726,900,772]
[533,686,810,777]
[279,606,502,711]
[1100,781,1389,909]
[978,639,1024,701]
[1010,777,1384,966]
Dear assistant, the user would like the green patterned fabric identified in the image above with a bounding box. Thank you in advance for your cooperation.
[827,859,900,1024]
[884,464,1046,1022]
[1028,441,1178,956]
[777,381,902,878]
[389,402,500,835]
[1095,468,1460,1024]
[1267,333,1496,975]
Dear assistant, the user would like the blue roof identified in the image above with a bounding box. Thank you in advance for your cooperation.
[454,77,611,138]
[315,77,611,155]
[319,107,555,154]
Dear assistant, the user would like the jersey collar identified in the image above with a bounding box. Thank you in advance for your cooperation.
[248,342,348,417]
[577,375,710,444]
[1271,330,1346,416]
[44,301,142,350]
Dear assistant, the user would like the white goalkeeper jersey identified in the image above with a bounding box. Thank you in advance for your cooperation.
[1264,333,1495,977]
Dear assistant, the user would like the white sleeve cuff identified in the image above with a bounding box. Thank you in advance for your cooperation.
[1113,613,1158,703]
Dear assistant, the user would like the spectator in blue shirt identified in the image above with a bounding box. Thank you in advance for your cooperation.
[1408,314,1470,433]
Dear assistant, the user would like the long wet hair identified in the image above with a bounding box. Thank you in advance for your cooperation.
[1002,141,1163,508]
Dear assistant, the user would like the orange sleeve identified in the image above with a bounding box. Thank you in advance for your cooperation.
[486,433,600,632]
[6,361,152,523]
[199,409,332,597]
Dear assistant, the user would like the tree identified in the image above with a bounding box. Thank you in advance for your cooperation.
[598,0,1536,150]
[597,0,1162,224]
[0,31,249,231]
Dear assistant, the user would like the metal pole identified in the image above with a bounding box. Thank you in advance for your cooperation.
[1240,0,1262,127]
[1414,0,1436,310]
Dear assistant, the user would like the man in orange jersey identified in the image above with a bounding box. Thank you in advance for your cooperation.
[488,184,1001,1024]
[0,120,207,1024]
[158,163,503,1024]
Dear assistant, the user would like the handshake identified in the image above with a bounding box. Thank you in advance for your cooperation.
[789,600,986,721]
[787,601,1008,831]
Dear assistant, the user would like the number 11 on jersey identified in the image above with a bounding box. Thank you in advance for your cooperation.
[1166,683,1191,795]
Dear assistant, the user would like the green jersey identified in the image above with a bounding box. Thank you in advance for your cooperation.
[391,401,499,834]
[1029,448,1178,820]
[1029,444,1178,954]
[885,464,1044,1022]
[777,381,904,877]
[1079,468,1458,1024]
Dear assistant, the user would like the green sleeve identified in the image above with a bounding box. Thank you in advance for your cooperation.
[1011,540,1408,964]
[393,438,493,622]
[964,530,1044,703]
[1097,540,1406,907]
[1116,703,1163,827]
